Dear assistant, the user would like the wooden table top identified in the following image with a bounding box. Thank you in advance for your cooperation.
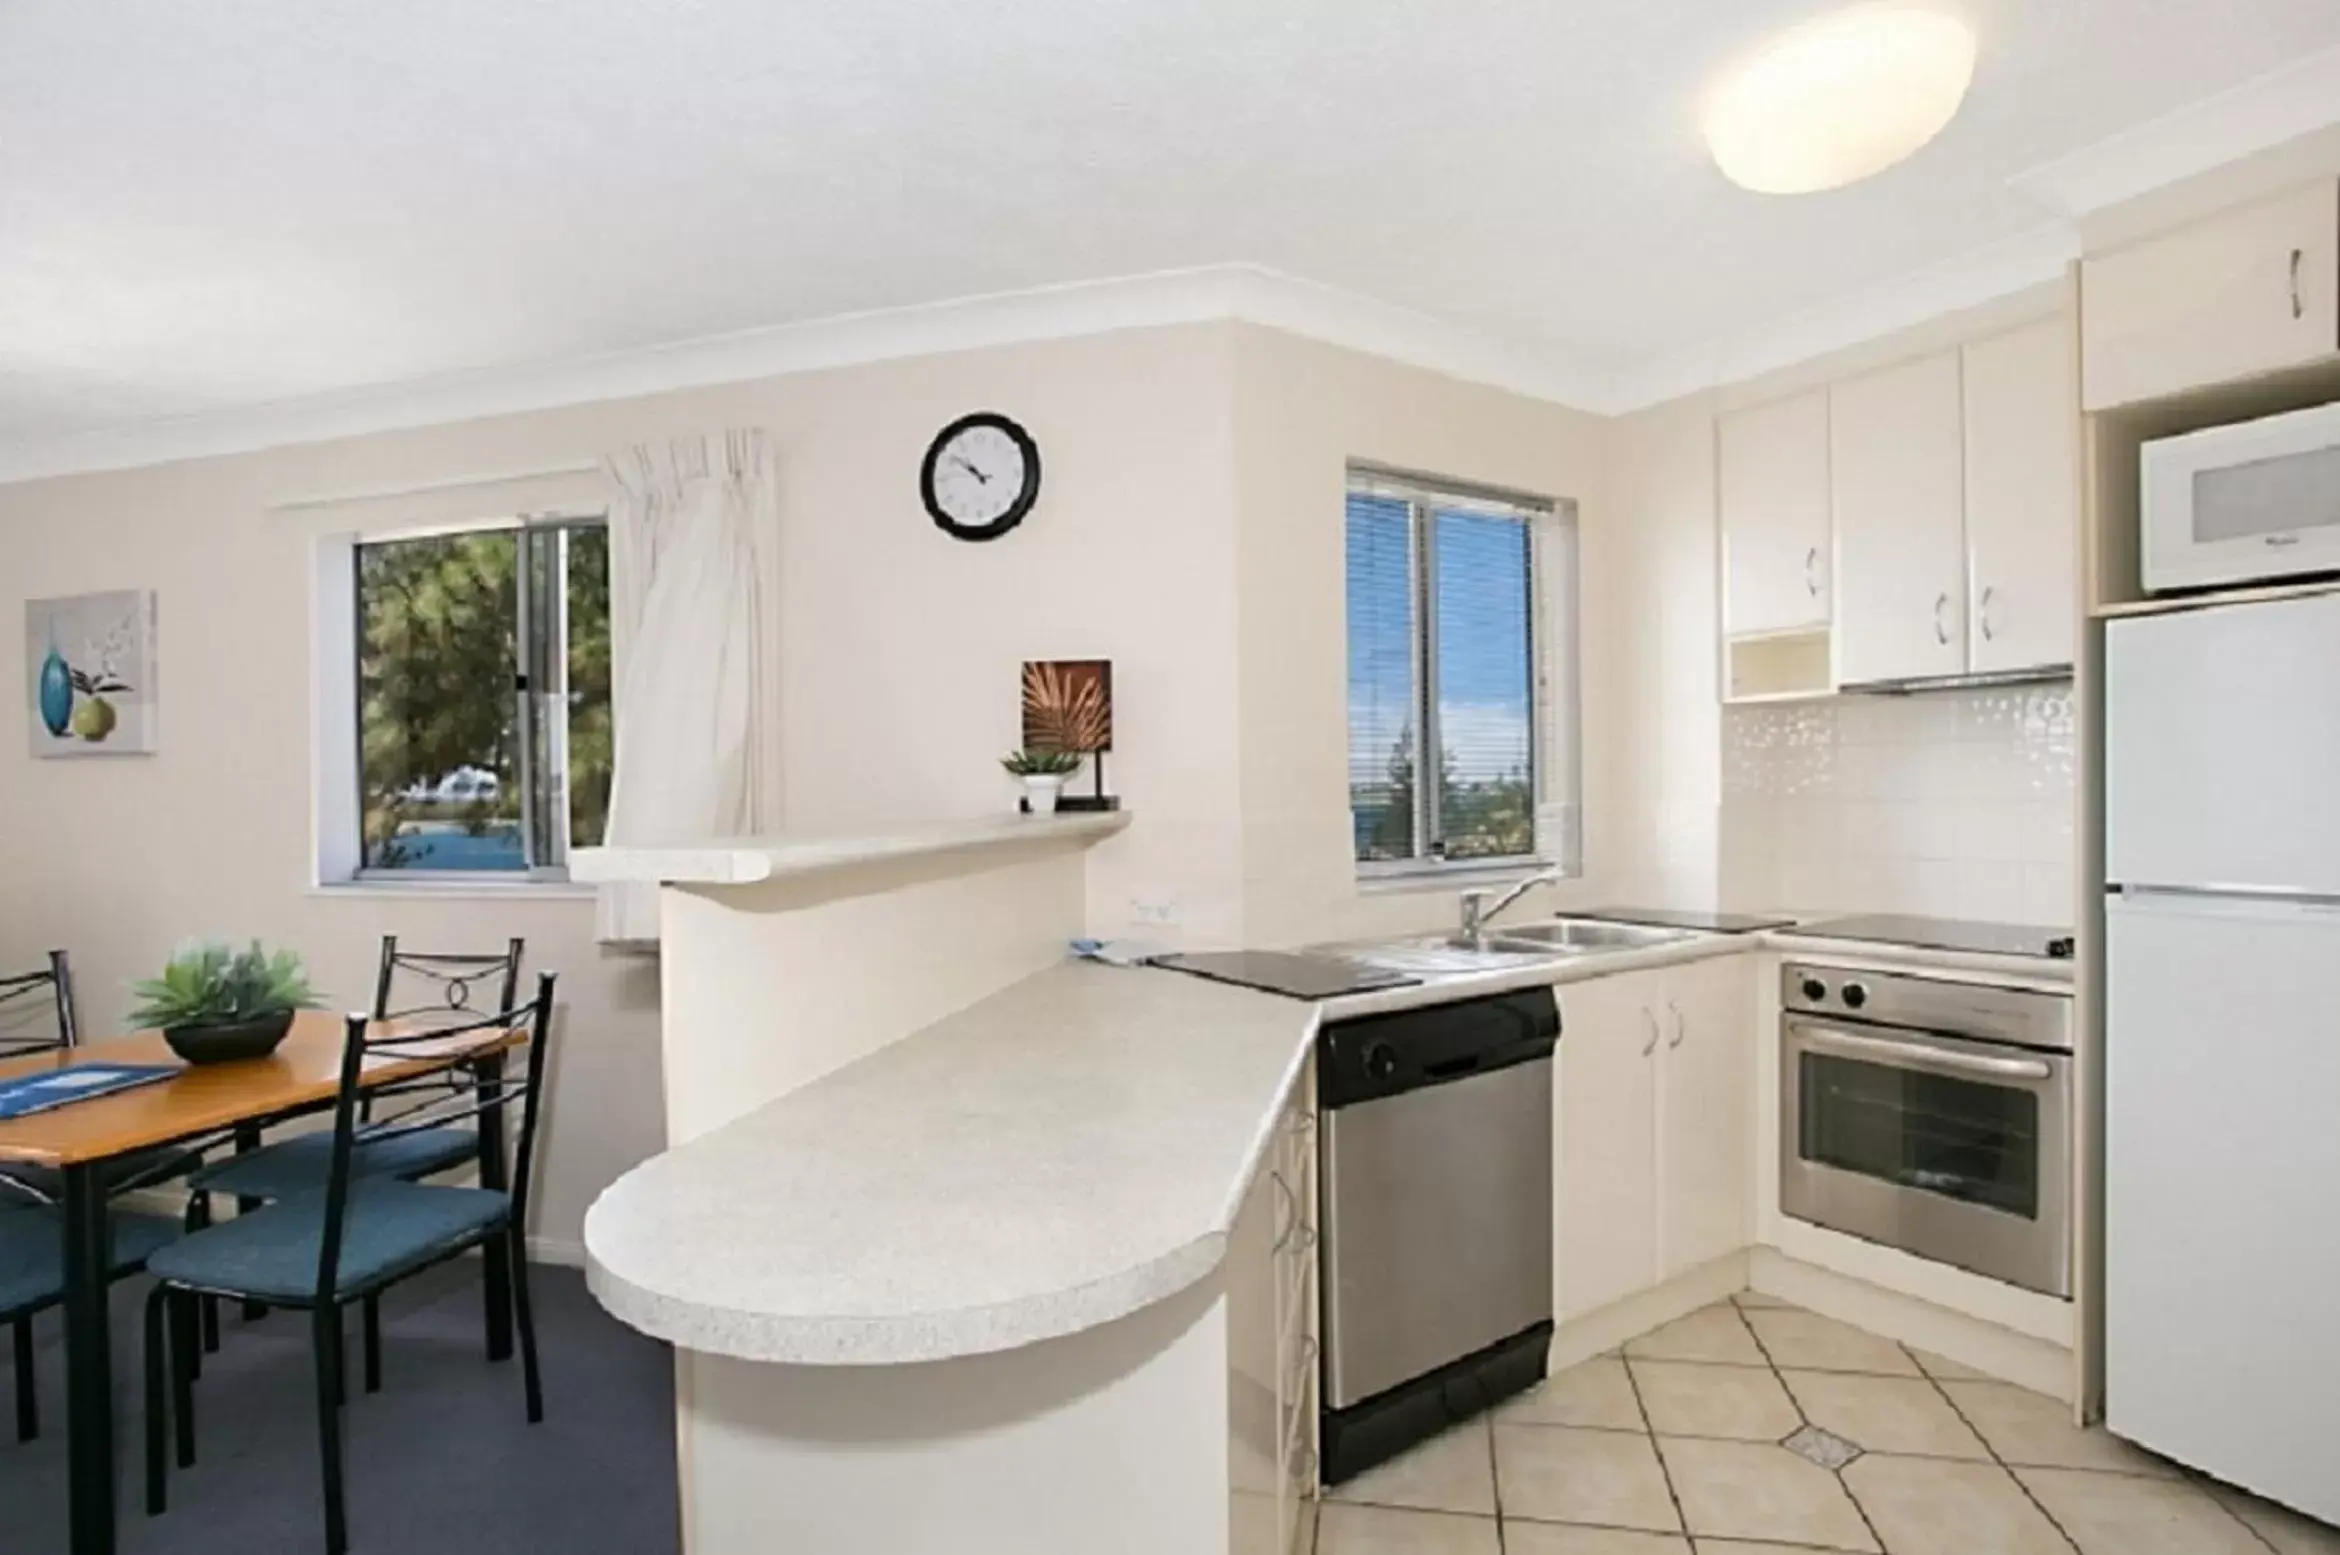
[0,1010,520,1168]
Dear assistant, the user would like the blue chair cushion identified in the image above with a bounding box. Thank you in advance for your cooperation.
[145,1181,510,1304]
[0,1206,181,1320]
[188,1126,478,1202]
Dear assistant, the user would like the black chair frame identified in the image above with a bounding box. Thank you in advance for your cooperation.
[1,949,77,1443]
[144,972,557,1555]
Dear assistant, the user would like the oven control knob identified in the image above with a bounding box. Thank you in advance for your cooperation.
[1842,982,1869,1010]
[1800,976,1828,1002]
[1363,1042,1399,1081]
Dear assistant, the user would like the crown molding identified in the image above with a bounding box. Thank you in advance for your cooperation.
[0,264,1617,486]
[2008,43,2340,224]
[1607,223,2079,414]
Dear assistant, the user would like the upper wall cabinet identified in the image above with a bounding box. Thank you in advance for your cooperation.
[1964,320,2078,674]
[1720,389,1831,637]
[2082,180,2340,411]
[1832,351,1967,685]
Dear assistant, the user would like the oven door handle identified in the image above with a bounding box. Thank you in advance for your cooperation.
[1794,1023,2054,1083]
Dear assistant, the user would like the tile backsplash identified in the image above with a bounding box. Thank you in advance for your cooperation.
[1720,684,2076,927]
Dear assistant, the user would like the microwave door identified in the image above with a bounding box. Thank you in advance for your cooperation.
[2143,399,2340,593]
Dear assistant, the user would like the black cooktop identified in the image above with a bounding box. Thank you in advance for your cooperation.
[1578,906,1800,934]
[1795,914,2075,960]
[1149,950,1419,1001]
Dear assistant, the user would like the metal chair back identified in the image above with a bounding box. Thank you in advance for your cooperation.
[0,950,76,1059]
[313,972,556,1309]
[371,934,525,1025]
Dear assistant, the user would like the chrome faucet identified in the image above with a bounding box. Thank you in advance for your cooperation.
[1458,869,1563,943]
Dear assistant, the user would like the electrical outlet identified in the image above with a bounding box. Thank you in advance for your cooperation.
[1130,895,1180,927]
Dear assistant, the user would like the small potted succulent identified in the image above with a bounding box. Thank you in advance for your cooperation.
[130,940,319,1064]
[1000,747,1084,815]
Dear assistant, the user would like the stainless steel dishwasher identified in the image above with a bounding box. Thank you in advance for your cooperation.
[1317,986,1559,1484]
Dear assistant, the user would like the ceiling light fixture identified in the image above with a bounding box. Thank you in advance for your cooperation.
[1703,3,1977,195]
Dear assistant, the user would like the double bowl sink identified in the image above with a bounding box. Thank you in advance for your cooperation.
[1333,917,1702,976]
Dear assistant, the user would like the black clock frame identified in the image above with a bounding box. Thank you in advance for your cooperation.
[921,411,1041,541]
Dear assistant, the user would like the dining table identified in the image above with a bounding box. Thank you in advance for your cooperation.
[0,1009,521,1555]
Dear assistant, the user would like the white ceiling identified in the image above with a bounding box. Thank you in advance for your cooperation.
[7,0,2340,470]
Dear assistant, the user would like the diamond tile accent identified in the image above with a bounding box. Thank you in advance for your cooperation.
[1781,1423,1863,1470]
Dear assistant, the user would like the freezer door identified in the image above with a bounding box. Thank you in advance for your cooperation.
[2104,892,2340,1522]
[2106,592,2340,894]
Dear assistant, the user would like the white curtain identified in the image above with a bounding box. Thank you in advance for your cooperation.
[597,429,779,945]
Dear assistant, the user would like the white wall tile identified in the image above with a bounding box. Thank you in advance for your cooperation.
[1721,685,2076,923]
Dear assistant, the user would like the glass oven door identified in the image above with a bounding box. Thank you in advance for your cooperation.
[1780,1018,2072,1297]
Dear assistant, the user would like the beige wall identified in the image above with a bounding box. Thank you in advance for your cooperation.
[1228,326,1622,946]
[0,322,1246,1251]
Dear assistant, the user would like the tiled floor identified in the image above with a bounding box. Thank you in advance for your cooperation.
[1315,1292,2340,1555]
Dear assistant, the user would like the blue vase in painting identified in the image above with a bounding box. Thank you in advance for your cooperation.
[37,646,73,737]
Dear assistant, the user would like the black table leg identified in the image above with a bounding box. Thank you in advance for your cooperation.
[61,1160,115,1555]
[474,1053,513,1363]
[232,1124,267,1323]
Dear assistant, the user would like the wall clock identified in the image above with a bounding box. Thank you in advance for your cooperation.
[921,412,1041,541]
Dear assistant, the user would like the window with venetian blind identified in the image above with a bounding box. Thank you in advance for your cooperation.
[1344,464,1579,875]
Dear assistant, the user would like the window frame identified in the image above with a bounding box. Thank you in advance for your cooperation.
[332,510,608,889]
[1345,463,1577,884]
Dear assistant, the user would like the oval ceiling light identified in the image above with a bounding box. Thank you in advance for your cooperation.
[1703,3,1977,195]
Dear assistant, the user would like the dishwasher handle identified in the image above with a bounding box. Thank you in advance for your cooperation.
[1319,986,1560,1109]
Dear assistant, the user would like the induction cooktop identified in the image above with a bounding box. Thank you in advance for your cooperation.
[1796,914,2075,960]
[1149,950,1419,1001]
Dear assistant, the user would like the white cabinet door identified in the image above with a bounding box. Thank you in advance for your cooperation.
[1225,1157,1281,1509]
[1720,390,1832,636]
[2082,180,2340,410]
[1963,320,2078,675]
[1833,351,1967,685]
[1555,970,1659,1321]
[1656,956,1754,1281]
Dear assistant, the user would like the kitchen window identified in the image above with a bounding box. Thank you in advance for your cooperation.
[347,517,611,880]
[1345,465,1578,876]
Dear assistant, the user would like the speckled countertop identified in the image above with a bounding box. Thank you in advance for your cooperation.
[582,920,2069,1369]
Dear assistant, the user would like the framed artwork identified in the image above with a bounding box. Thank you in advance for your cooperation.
[27,590,159,757]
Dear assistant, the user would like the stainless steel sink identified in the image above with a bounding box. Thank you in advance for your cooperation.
[1485,918,1700,953]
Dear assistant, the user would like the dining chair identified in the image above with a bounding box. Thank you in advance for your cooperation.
[2,1200,183,1444]
[142,972,557,1555]
[182,935,525,1372]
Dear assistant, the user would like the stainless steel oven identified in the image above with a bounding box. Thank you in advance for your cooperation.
[1780,963,2072,1298]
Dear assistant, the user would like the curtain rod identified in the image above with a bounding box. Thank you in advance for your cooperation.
[267,462,602,513]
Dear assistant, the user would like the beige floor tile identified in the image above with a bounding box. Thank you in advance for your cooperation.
[2207,1483,2340,1554]
[1731,1289,1798,1309]
[1840,1453,2070,1555]
[1623,1303,1768,1366]
[1314,1503,1499,1555]
[1502,1525,1690,1554]
[1741,1309,1920,1375]
[1496,1422,1682,1533]
[2017,1466,2270,1555]
[1324,1419,1496,1516]
[1938,1381,2180,1477]
[1631,1359,1802,1441]
[1500,1357,1646,1431]
[1695,1545,1870,1555]
[1656,1436,1878,1551]
[1909,1348,1996,1383]
[1779,1370,1989,1460]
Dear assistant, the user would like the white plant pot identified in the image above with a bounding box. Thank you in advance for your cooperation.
[1022,774,1064,815]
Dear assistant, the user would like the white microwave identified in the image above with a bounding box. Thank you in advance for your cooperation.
[2143,400,2340,593]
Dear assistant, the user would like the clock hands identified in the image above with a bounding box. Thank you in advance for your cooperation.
[950,453,991,485]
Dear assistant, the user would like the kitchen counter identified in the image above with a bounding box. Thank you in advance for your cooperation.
[584,961,1316,1365]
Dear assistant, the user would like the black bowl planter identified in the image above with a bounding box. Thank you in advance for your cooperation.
[164,1009,297,1065]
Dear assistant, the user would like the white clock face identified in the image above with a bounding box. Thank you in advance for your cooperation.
[931,422,1030,529]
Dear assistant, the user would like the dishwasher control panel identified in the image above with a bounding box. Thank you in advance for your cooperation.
[1317,987,1559,1109]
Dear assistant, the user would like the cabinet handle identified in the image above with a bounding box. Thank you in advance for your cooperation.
[1933,592,1952,645]
[2292,247,2306,321]
[1640,1006,1660,1057]
[1978,585,1996,642]
[1804,546,1821,596]
[1270,1169,1297,1253]
[1667,998,1685,1049]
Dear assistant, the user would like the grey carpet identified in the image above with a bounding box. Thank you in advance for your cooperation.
[3,1262,679,1555]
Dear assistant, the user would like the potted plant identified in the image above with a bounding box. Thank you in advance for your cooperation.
[1001,747,1084,815]
[129,940,320,1064]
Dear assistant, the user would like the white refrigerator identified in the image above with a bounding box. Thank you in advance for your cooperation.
[2105,591,2340,1523]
